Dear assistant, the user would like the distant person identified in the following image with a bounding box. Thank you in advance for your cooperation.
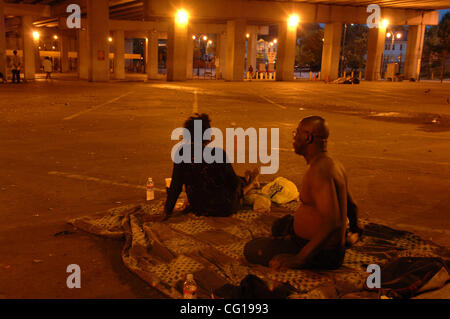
[164,113,259,220]
[248,65,254,80]
[244,116,362,270]
[0,71,6,84]
[42,57,53,80]
[10,50,21,83]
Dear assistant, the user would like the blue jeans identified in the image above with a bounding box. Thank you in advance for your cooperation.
[12,70,20,83]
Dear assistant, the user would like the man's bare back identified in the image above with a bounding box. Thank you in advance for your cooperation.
[294,154,348,249]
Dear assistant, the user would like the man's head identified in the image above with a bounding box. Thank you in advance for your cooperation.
[293,116,329,156]
[184,113,211,144]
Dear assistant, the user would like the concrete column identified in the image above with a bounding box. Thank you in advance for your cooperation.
[22,16,35,81]
[78,26,90,80]
[113,30,125,80]
[365,26,387,81]
[60,33,70,73]
[146,30,159,80]
[87,0,109,82]
[225,19,246,81]
[186,29,194,80]
[276,21,297,81]
[0,0,6,78]
[217,32,227,79]
[247,32,257,72]
[320,23,342,81]
[404,24,426,81]
[167,21,188,81]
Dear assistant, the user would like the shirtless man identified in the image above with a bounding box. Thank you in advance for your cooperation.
[244,116,361,270]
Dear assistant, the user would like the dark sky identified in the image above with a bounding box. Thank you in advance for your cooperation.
[439,9,450,21]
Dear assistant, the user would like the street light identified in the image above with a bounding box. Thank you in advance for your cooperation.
[33,31,40,41]
[192,35,196,40]
[175,9,189,25]
[246,33,250,38]
[108,37,113,42]
[273,39,277,44]
[203,35,208,41]
[381,19,389,28]
[53,35,58,40]
[288,14,300,29]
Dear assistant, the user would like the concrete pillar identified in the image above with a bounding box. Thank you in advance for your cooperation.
[60,33,70,73]
[276,21,297,81]
[0,0,6,78]
[320,23,342,81]
[22,16,35,81]
[146,30,159,80]
[87,0,109,82]
[365,26,387,81]
[404,24,426,81]
[225,19,246,81]
[247,32,257,72]
[217,32,227,79]
[186,29,194,80]
[77,26,90,80]
[113,30,125,80]
[167,21,188,81]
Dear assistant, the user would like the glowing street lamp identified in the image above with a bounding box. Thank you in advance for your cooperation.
[273,39,277,44]
[192,35,196,40]
[381,19,389,28]
[33,31,40,41]
[108,37,113,42]
[175,9,189,25]
[203,35,208,41]
[246,33,250,38]
[53,35,58,40]
[288,14,300,29]
[396,33,402,39]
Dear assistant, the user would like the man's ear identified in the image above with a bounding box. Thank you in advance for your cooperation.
[306,134,314,144]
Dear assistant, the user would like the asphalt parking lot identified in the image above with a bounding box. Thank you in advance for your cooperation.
[0,77,449,298]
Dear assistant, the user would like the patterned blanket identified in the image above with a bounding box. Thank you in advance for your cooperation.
[69,200,450,299]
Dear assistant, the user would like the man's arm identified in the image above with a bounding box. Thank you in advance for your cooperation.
[347,191,363,235]
[270,176,343,269]
[164,162,183,217]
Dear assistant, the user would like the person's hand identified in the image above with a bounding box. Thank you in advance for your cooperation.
[269,254,305,270]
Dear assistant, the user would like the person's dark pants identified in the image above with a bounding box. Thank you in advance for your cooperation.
[244,215,346,270]
[12,70,20,83]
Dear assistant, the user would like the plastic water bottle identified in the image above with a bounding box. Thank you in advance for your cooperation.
[146,177,155,201]
[183,273,197,299]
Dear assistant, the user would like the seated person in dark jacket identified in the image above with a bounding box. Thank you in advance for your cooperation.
[164,113,258,219]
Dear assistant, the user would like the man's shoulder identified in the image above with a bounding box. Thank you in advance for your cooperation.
[310,155,345,180]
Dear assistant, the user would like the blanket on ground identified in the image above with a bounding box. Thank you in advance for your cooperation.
[69,200,450,299]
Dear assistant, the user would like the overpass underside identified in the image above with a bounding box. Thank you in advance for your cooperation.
[0,0,442,82]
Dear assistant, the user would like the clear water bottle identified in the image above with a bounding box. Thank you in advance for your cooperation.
[146,177,155,201]
[183,273,197,299]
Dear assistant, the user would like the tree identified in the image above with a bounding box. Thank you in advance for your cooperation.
[342,24,368,73]
[422,12,450,80]
[296,24,324,72]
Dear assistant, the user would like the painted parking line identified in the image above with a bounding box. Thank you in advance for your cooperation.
[275,148,450,166]
[63,91,134,121]
[48,171,166,192]
[259,95,287,109]
[193,90,199,114]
